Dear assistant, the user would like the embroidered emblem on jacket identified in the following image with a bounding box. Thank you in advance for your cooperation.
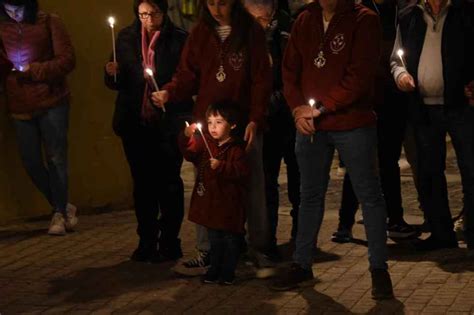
[228,52,244,71]
[330,33,346,54]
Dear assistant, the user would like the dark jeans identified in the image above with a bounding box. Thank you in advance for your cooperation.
[207,229,242,281]
[13,103,69,214]
[339,96,420,229]
[415,106,474,247]
[263,121,300,244]
[121,120,184,249]
[294,127,388,270]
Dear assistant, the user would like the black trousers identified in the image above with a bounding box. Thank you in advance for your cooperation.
[339,90,420,228]
[263,118,300,243]
[121,120,184,249]
[207,229,242,281]
[415,106,474,246]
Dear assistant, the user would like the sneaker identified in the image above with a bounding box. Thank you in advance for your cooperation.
[387,221,420,239]
[48,213,66,236]
[371,269,394,300]
[253,251,277,279]
[65,203,78,231]
[172,250,210,276]
[331,228,353,243]
[454,217,465,241]
[270,263,315,291]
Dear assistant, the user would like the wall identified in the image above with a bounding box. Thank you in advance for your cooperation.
[0,0,137,223]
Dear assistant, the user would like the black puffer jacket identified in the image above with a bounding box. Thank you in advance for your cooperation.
[105,16,193,136]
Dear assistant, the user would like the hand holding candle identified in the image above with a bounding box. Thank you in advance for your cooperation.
[197,123,214,159]
[108,16,117,82]
[145,68,166,112]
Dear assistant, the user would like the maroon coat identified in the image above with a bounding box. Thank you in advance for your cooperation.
[163,21,272,131]
[283,0,382,131]
[0,12,75,114]
[179,133,249,234]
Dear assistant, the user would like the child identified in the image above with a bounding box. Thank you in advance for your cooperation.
[179,102,250,284]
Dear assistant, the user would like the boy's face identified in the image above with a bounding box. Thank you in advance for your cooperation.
[207,113,235,141]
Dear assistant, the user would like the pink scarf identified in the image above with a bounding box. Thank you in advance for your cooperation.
[141,26,161,121]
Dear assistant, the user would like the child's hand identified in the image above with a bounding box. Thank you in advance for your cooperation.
[210,158,221,170]
[184,123,197,137]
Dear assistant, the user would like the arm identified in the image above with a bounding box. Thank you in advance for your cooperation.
[215,146,250,181]
[178,132,204,163]
[104,29,131,91]
[27,15,75,82]
[318,14,382,112]
[390,26,408,83]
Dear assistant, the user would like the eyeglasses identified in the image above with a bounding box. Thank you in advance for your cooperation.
[138,11,163,20]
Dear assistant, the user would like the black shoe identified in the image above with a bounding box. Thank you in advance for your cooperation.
[158,239,184,262]
[413,236,458,252]
[420,219,430,233]
[202,272,219,284]
[331,228,353,243]
[388,221,420,239]
[270,263,315,291]
[371,269,394,300]
[130,242,157,262]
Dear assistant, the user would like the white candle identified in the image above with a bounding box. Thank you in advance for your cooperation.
[145,68,166,112]
[197,123,214,159]
[108,16,117,82]
[309,99,316,143]
[397,49,406,69]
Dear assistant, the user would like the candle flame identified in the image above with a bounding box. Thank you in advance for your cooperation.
[145,68,153,76]
[397,49,404,57]
[309,99,316,107]
[108,16,115,27]
[196,123,202,130]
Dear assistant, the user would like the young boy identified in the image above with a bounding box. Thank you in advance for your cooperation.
[179,102,250,284]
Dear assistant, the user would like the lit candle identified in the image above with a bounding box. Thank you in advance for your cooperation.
[309,99,316,143]
[108,16,117,82]
[196,123,214,159]
[397,49,406,69]
[145,68,166,112]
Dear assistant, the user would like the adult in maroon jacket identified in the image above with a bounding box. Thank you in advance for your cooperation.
[152,0,273,275]
[271,0,393,299]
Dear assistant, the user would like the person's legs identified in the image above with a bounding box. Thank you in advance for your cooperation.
[332,173,359,243]
[13,118,53,206]
[38,103,70,214]
[293,131,334,270]
[414,107,457,248]
[335,127,388,270]
[205,229,225,283]
[220,231,242,283]
[283,128,301,240]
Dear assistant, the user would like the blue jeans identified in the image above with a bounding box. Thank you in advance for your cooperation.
[294,127,388,270]
[13,103,69,214]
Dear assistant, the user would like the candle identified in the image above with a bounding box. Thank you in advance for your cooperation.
[108,16,117,82]
[397,49,406,69]
[196,123,214,159]
[145,68,166,112]
[309,99,316,143]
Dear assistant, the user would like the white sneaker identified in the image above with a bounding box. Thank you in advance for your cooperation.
[65,203,78,231]
[48,213,66,236]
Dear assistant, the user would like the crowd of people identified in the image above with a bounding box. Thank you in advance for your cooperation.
[0,0,473,301]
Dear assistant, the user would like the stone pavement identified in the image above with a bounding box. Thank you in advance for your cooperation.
[1,145,473,315]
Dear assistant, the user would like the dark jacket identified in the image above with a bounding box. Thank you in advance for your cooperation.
[283,0,382,131]
[0,12,75,114]
[178,133,249,234]
[398,0,474,119]
[104,17,193,136]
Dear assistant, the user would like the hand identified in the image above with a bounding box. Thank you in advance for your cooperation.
[293,105,321,135]
[244,121,257,152]
[184,123,197,137]
[151,90,169,109]
[210,158,221,170]
[396,72,416,92]
[105,62,119,76]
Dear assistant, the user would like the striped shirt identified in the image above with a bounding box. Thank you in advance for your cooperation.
[216,25,232,42]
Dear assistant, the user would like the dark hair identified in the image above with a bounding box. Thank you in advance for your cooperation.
[199,0,254,51]
[1,0,38,24]
[133,0,169,18]
[206,102,239,128]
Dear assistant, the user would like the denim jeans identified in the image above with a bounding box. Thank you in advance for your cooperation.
[207,229,242,281]
[415,106,474,247]
[13,103,69,214]
[294,127,388,270]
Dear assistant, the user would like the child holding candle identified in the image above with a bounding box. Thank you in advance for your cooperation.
[179,102,249,284]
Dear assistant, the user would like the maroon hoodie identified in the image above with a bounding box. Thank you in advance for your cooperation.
[163,21,272,130]
[283,0,382,131]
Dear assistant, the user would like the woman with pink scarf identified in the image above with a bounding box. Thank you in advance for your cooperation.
[104,0,193,264]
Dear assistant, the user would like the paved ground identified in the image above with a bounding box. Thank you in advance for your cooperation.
[1,144,473,315]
